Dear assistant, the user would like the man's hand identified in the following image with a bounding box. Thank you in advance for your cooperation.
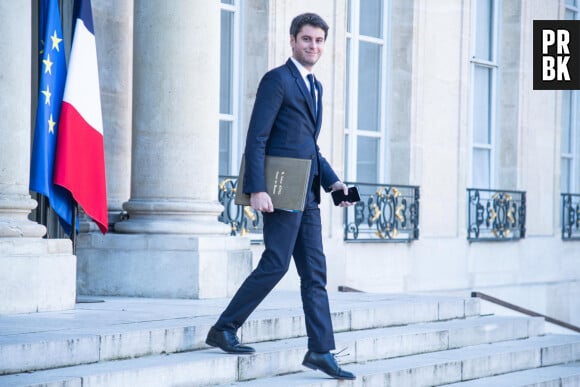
[250,192,274,213]
[330,181,355,208]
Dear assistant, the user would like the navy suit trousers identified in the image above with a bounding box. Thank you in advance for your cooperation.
[214,205,336,352]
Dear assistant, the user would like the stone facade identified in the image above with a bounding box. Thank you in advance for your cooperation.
[1,0,578,328]
[0,1,75,314]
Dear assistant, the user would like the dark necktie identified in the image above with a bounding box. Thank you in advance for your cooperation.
[307,74,317,113]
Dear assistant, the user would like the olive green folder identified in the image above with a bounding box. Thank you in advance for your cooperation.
[234,155,312,211]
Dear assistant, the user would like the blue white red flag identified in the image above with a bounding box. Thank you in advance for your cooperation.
[54,0,108,234]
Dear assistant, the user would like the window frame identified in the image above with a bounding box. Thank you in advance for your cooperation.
[345,0,390,184]
[219,0,242,176]
[469,0,500,189]
[562,0,580,194]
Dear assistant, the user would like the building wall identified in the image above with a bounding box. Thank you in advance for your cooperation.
[245,0,580,328]
[3,0,577,320]
[85,0,580,323]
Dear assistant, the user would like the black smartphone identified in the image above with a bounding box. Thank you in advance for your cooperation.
[331,186,361,206]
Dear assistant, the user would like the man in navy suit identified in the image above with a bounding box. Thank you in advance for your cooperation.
[206,13,355,380]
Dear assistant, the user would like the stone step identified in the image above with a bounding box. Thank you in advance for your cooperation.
[233,315,545,382]
[0,321,570,387]
[0,293,480,375]
[442,361,580,386]
[218,335,580,387]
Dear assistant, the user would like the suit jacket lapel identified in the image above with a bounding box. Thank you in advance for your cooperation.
[311,77,323,126]
[314,80,323,134]
[287,59,318,124]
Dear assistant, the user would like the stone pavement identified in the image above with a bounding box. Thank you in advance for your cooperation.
[1,291,579,386]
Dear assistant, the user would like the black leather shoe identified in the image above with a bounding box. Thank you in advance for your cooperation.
[205,326,255,354]
[302,350,356,380]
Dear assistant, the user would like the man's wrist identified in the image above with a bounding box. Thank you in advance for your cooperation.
[329,181,342,191]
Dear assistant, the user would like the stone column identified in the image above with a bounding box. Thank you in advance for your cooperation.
[75,0,134,232]
[0,0,45,240]
[94,0,134,226]
[76,1,251,298]
[115,1,226,235]
[0,1,75,313]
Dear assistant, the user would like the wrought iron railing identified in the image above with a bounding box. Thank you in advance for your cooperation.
[218,176,263,241]
[218,177,420,243]
[466,188,526,241]
[342,182,420,242]
[562,193,580,240]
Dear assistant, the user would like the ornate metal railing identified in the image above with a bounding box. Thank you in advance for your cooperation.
[562,193,580,240]
[343,182,420,242]
[218,176,263,241]
[467,188,526,241]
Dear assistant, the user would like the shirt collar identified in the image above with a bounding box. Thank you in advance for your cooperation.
[290,57,314,83]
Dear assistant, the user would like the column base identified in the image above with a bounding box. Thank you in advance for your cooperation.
[0,238,76,314]
[76,233,252,299]
[114,199,231,235]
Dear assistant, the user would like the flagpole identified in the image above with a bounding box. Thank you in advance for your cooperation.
[37,195,48,237]
[70,197,103,305]
[71,199,77,255]
[42,196,49,238]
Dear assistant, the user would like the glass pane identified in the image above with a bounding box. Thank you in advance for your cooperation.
[473,65,491,144]
[573,168,580,193]
[574,91,580,193]
[565,9,576,20]
[357,136,379,183]
[357,41,382,132]
[566,0,576,7]
[220,10,234,115]
[359,0,383,38]
[473,148,491,189]
[219,120,232,176]
[475,0,493,60]
[345,134,350,181]
[345,38,351,127]
[221,0,234,5]
[562,90,572,154]
[347,0,352,33]
[562,157,571,193]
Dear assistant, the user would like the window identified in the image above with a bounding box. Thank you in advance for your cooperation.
[219,0,240,176]
[470,0,499,189]
[566,0,578,20]
[562,0,580,193]
[345,0,388,183]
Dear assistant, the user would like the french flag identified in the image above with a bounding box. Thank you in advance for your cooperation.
[54,0,108,234]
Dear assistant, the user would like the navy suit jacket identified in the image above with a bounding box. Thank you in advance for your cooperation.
[243,59,339,205]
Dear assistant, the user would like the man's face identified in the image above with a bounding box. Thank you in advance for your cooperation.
[290,24,326,71]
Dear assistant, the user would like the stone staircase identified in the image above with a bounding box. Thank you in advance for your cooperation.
[0,292,579,386]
